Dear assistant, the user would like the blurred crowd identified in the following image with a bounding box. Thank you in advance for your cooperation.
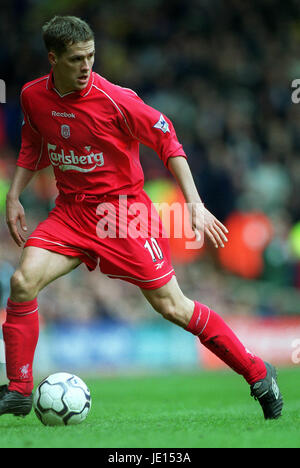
[1,0,300,323]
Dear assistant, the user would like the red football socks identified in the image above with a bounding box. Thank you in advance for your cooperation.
[2,298,39,396]
[186,301,267,385]
[2,297,266,395]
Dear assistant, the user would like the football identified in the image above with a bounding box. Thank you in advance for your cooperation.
[33,372,91,426]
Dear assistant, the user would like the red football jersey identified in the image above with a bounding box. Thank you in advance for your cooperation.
[17,70,187,197]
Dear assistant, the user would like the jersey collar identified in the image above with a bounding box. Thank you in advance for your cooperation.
[46,69,94,98]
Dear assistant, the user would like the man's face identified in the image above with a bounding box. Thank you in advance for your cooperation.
[50,40,95,93]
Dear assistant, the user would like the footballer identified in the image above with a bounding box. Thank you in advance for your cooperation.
[2,16,283,419]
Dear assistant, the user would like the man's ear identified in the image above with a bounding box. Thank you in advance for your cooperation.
[48,51,57,67]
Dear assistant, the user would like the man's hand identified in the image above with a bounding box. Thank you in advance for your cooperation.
[189,202,229,249]
[167,157,229,249]
[5,166,35,246]
[6,196,28,247]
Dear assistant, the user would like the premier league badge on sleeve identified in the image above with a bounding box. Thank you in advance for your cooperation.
[153,114,170,134]
[61,124,71,139]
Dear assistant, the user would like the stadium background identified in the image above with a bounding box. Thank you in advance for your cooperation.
[0,0,300,379]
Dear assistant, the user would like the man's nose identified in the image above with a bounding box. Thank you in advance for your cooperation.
[81,59,89,71]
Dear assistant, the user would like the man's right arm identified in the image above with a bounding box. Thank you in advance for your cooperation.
[7,87,51,246]
[6,166,35,246]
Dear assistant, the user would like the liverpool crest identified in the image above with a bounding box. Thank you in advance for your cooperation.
[61,124,71,139]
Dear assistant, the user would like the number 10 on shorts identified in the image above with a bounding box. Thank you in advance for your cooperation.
[144,238,164,262]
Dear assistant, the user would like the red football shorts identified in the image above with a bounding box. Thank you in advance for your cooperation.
[25,190,175,289]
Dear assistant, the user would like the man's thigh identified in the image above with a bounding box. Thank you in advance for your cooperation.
[17,246,81,291]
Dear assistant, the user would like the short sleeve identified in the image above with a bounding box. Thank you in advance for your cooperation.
[117,90,187,167]
[17,92,50,171]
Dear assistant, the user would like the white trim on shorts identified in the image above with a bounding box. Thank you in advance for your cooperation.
[28,237,174,286]
[27,236,98,265]
[107,269,175,283]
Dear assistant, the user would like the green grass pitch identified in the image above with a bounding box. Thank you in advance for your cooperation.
[0,367,299,448]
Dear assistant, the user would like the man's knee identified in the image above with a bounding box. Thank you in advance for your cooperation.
[10,268,40,302]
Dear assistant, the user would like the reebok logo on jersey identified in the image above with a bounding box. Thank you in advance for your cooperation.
[47,142,104,173]
[52,111,76,118]
[155,261,165,270]
[153,114,170,133]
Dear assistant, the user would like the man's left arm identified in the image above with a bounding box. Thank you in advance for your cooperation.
[117,90,228,247]
[168,156,229,249]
